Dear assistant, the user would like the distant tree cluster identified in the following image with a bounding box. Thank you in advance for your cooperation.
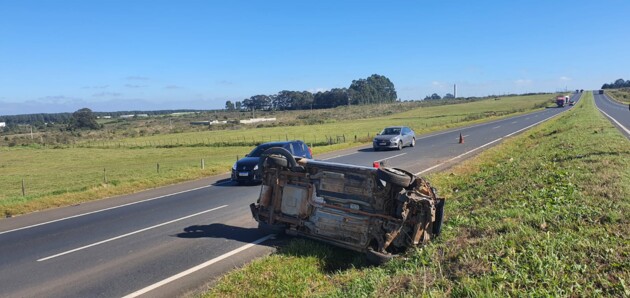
[0,109,204,126]
[601,78,630,89]
[67,108,101,130]
[225,74,397,111]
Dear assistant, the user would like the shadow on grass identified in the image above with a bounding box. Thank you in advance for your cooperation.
[552,150,630,163]
[275,238,372,273]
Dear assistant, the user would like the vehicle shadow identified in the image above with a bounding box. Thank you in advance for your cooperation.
[273,238,372,272]
[176,224,372,272]
[211,178,261,187]
[176,223,266,242]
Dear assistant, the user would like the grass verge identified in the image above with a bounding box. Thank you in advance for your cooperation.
[204,91,629,297]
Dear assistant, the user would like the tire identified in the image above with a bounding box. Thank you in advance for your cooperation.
[410,138,415,147]
[258,222,287,235]
[366,248,394,265]
[267,155,288,167]
[376,167,413,187]
[397,141,402,150]
[432,197,445,237]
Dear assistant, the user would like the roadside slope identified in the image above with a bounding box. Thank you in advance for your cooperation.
[206,91,629,297]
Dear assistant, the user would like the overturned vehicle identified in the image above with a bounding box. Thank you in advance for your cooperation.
[250,148,445,264]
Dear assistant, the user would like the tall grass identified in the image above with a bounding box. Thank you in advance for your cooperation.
[205,92,629,297]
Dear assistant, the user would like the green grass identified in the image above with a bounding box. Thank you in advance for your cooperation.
[76,94,554,148]
[204,91,630,297]
[606,88,630,104]
[0,94,556,216]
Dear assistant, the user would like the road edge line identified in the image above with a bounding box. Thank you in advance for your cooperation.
[121,234,275,298]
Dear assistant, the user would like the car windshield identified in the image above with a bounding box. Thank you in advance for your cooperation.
[381,128,401,135]
[249,144,285,157]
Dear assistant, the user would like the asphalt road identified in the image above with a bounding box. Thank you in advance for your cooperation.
[594,91,630,138]
[0,94,581,298]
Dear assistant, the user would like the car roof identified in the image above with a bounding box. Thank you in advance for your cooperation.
[258,140,303,146]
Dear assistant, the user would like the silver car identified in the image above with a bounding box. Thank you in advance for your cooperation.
[373,126,415,151]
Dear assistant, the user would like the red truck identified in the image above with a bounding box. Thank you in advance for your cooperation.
[556,96,566,107]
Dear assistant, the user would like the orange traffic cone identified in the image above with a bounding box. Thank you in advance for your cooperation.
[459,133,464,144]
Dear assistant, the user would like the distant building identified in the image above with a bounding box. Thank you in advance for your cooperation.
[102,116,112,119]
[136,114,149,117]
[0,122,5,128]
[239,117,276,124]
[120,115,134,119]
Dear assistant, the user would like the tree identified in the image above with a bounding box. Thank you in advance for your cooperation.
[314,88,349,108]
[225,100,235,111]
[68,108,100,130]
[235,101,242,110]
[348,74,397,105]
[443,93,455,99]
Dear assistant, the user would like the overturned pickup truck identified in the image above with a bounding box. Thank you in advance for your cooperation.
[250,148,445,264]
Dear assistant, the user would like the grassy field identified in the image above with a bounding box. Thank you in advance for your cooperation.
[78,94,553,149]
[205,91,630,297]
[606,88,630,104]
[0,94,556,216]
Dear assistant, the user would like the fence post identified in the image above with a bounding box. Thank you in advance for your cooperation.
[201,159,205,169]
[22,178,25,196]
[157,163,160,174]
[103,168,107,183]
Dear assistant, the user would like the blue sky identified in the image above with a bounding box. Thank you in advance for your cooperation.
[1,0,629,115]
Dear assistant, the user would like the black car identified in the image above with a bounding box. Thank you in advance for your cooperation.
[231,140,313,184]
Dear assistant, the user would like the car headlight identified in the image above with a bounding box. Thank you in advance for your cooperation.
[232,163,237,170]
[390,137,399,142]
[254,164,258,171]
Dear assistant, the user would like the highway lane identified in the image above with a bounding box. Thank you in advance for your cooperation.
[594,91,630,138]
[0,94,580,297]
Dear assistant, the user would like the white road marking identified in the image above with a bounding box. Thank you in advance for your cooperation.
[321,152,358,160]
[37,205,228,262]
[375,153,406,162]
[122,234,275,298]
[0,183,229,236]
[597,106,630,135]
[415,111,564,175]
[492,126,501,129]
[455,134,470,140]
[511,121,518,124]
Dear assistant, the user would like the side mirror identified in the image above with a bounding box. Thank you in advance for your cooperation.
[245,154,249,157]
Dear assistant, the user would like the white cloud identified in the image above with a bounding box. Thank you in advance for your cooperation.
[93,92,122,97]
[308,88,327,93]
[126,76,150,81]
[514,79,533,86]
[559,76,571,81]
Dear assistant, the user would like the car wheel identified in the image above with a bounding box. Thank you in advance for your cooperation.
[397,141,402,150]
[267,155,288,167]
[376,167,413,187]
[258,222,287,235]
[432,198,445,237]
[410,138,415,147]
[366,248,394,265]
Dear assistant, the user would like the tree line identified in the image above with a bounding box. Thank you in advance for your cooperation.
[225,74,397,111]
[601,78,630,89]
[0,109,204,126]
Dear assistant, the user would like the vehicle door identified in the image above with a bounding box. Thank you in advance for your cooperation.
[401,127,410,146]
